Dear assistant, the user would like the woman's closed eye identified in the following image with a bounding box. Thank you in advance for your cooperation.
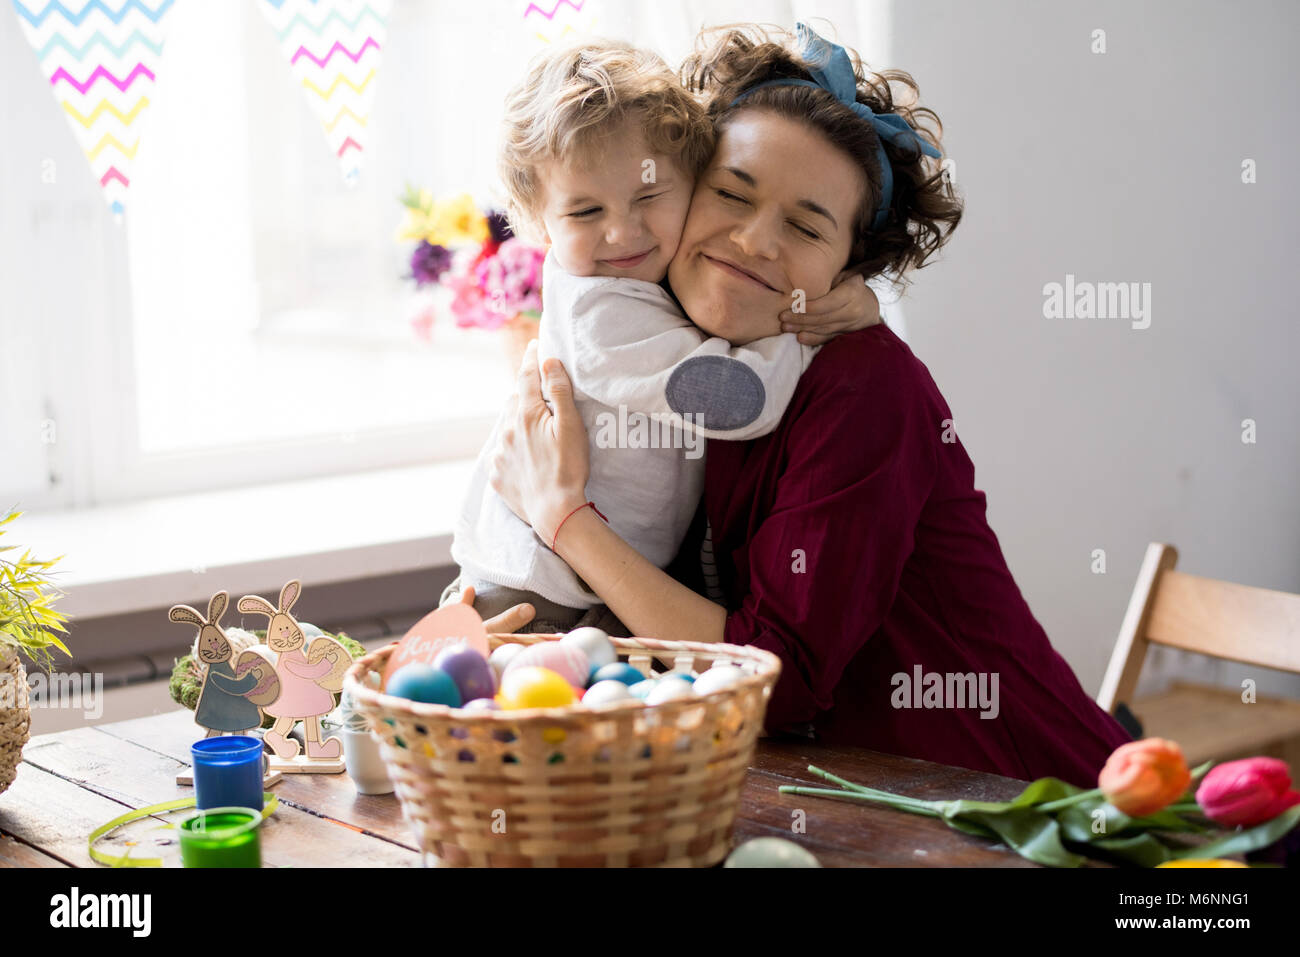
[714,187,748,204]
[790,221,821,240]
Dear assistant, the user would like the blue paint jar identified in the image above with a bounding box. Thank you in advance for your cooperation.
[191,736,264,811]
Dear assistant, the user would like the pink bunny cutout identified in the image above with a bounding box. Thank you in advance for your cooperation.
[237,580,348,763]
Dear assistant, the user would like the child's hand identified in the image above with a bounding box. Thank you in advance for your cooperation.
[779,270,881,346]
[456,584,537,635]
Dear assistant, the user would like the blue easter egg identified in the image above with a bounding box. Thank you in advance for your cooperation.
[592,662,645,687]
[386,663,462,707]
[627,679,657,700]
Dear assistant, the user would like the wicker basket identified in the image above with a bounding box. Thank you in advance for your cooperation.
[0,649,31,797]
[343,632,780,867]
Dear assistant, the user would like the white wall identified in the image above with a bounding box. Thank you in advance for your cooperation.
[885,0,1300,696]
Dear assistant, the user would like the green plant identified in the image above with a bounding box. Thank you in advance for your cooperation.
[0,509,69,672]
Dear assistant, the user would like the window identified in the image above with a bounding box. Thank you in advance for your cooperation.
[2,0,890,510]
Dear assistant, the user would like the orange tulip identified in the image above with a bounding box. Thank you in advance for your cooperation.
[1098,738,1191,817]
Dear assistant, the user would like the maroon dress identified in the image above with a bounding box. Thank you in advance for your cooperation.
[690,322,1131,788]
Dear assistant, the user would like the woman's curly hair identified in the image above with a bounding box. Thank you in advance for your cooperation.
[681,24,962,284]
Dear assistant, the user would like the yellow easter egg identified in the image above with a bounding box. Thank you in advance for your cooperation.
[498,666,578,710]
[1156,859,1249,868]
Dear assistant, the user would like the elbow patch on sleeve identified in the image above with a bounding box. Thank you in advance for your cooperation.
[665,355,766,430]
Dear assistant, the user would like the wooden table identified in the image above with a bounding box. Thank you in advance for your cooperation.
[0,709,1057,867]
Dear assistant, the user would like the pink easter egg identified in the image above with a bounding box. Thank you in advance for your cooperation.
[504,642,590,689]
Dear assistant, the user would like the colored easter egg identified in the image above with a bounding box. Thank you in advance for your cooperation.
[489,643,527,678]
[646,676,695,705]
[386,663,462,707]
[560,627,616,671]
[1155,860,1250,868]
[582,680,636,706]
[592,662,645,686]
[435,644,496,702]
[498,667,578,710]
[627,679,657,700]
[724,838,822,868]
[693,664,746,696]
[505,642,590,689]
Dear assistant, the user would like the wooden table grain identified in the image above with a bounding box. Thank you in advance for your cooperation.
[0,709,1062,867]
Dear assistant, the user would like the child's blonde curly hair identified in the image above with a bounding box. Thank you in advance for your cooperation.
[498,38,715,242]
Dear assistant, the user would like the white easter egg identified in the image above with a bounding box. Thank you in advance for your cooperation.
[488,643,527,678]
[582,680,636,706]
[693,664,747,696]
[645,676,696,705]
[560,627,616,671]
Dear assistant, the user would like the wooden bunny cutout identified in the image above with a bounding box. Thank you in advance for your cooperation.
[169,591,277,737]
[237,580,348,773]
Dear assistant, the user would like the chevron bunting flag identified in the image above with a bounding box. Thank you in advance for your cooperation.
[10,0,175,219]
[523,0,598,45]
[259,0,392,185]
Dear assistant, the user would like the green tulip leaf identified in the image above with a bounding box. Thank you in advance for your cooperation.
[1057,796,1132,843]
[942,816,1001,840]
[935,801,1084,868]
[1085,832,1174,868]
[1126,809,1215,834]
[1010,777,1082,807]
[1168,804,1300,860]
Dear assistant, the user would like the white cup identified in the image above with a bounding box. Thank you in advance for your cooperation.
[341,728,394,795]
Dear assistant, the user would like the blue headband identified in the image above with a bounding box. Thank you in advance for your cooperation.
[731,22,941,231]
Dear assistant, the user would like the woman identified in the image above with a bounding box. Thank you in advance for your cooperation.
[483,24,1131,787]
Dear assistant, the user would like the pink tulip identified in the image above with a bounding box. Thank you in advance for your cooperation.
[1098,738,1191,817]
[1196,757,1300,828]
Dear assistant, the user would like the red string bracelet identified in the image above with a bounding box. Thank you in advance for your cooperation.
[551,501,608,551]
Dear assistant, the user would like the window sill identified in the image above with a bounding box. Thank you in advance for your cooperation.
[18,460,476,619]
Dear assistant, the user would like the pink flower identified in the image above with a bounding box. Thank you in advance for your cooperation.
[1196,757,1300,828]
[446,262,506,330]
[475,238,545,317]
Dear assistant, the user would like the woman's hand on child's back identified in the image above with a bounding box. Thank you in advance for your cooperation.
[490,341,591,546]
[779,270,881,346]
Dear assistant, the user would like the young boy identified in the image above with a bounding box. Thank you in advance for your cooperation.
[447,40,821,634]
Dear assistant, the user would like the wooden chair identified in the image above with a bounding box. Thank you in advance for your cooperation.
[1098,542,1300,767]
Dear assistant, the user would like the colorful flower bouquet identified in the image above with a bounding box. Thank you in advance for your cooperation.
[780,740,1300,867]
[396,187,546,344]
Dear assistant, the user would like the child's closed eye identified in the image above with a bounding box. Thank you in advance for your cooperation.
[569,206,601,218]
